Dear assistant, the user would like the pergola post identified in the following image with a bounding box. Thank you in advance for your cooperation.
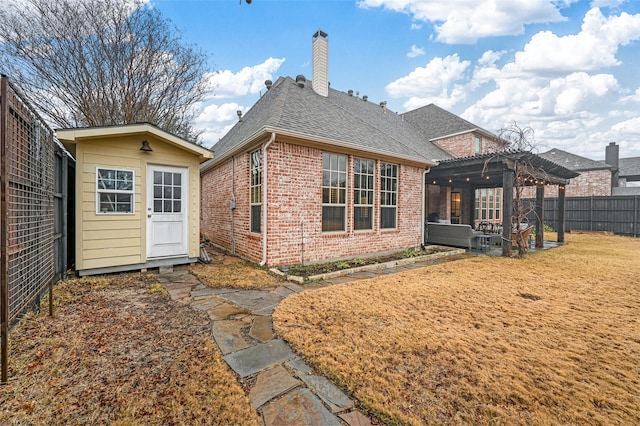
[501,166,514,256]
[558,185,566,243]
[535,184,544,248]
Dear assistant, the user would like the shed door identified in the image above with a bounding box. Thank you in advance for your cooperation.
[147,165,188,258]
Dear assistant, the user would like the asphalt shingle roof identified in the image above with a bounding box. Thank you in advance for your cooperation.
[619,157,640,179]
[538,148,611,172]
[401,103,491,142]
[207,76,451,167]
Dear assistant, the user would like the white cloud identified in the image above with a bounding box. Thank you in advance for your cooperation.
[611,116,640,135]
[202,57,285,100]
[407,45,425,58]
[590,0,626,8]
[410,23,422,30]
[358,0,568,43]
[385,54,470,109]
[507,8,640,74]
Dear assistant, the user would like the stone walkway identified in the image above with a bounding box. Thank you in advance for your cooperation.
[155,256,464,425]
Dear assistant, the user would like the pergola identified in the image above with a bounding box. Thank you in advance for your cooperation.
[426,151,580,256]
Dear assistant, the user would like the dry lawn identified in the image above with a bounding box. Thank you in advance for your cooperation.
[191,252,282,289]
[0,275,260,425]
[274,233,640,425]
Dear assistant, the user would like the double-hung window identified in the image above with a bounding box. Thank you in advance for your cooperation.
[322,153,347,232]
[353,158,374,230]
[380,163,398,229]
[250,149,262,233]
[96,168,134,214]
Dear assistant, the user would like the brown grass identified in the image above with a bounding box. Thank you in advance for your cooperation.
[0,274,260,425]
[273,233,640,425]
[191,257,282,289]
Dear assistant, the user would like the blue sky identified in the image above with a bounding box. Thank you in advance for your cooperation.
[151,0,640,160]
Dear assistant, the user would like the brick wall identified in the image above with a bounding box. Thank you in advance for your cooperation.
[520,169,612,198]
[434,132,503,158]
[201,139,427,266]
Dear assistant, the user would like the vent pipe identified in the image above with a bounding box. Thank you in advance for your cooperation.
[295,74,306,88]
[265,80,272,90]
[348,90,353,96]
[312,30,329,97]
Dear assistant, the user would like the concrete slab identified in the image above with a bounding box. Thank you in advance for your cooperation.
[249,365,301,409]
[211,320,250,355]
[299,374,353,413]
[249,316,273,342]
[221,290,283,314]
[274,286,295,298]
[191,287,219,298]
[261,388,342,426]
[339,411,373,426]
[224,340,295,378]
[208,303,245,320]
[283,282,305,293]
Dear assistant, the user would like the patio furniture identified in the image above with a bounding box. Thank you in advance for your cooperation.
[426,222,484,250]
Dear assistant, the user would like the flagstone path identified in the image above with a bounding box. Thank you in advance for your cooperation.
[155,254,468,425]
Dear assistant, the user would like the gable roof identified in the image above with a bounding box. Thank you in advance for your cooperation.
[619,156,640,180]
[538,148,611,172]
[57,122,213,162]
[203,77,449,171]
[401,103,496,143]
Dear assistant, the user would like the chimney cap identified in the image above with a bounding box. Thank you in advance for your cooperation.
[313,29,328,39]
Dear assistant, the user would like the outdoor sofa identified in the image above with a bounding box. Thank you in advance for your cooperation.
[426,222,484,250]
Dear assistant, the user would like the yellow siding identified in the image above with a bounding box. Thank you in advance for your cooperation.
[75,134,202,272]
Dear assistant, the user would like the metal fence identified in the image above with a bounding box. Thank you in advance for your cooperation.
[1,75,56,382]
[525,195,640,237]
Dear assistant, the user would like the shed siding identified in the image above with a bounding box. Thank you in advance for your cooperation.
[75,135,201,271]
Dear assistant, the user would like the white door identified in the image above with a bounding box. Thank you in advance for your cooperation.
[147,165,188,258]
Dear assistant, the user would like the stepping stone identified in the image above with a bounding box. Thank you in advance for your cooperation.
[249,316,273,342]
[274,286,295,298]
[208,303,245,320]
[299,374,353,413]
[249,365,301,409]
[221,290,282,314]
[339,411,372,426]
[261,388,341,426]
[191,298,224,312]
[286,357,313,375]
[211,320,250,355]
[283,282,305,293]
[191,287,218,298]
[224,340,294,378]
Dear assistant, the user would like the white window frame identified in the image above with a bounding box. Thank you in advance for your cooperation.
[250,149,262,233]
[322,152,347,232]
[353,157,375,231]
[380,162,398,229]
[96,167,135,214]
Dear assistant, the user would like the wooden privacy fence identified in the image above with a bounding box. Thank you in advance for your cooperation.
[1,75,61,383]
[525,195,640,237]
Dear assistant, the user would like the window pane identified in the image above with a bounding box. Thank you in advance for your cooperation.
[251,205,261,233]
[173,173,181,186]
[164,172,172,185]
[174,187,181,199]
[164,186,172,198]
[154,200,162,212]
[173,201,181,212]
[154,171,162,184]
[381,207,396,229]
[322,206,345,232]
[354,206,372,230]
[164,200,172,212]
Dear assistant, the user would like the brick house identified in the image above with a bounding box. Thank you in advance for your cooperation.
[201,31,447,266]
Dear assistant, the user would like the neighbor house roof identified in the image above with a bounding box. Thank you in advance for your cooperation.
[401,103,497,145]
[538,148,611,172]
[202,76,449,172]
[619,156,640,180]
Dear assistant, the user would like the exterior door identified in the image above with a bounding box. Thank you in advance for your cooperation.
[147,165,188,258]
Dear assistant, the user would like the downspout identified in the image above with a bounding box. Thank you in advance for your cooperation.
[259,132,276,266]
[422,167,431,245]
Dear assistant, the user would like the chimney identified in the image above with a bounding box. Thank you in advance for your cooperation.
[605,142,620,188]
[312,30,329,97]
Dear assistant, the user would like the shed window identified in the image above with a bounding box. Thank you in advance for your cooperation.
[380,163,398,229]
[322,153,347,232]
[250,149,262,233]
[96,168,134,214]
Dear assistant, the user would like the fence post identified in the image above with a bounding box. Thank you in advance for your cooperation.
[635,196,638,238]
[1,75,8,384]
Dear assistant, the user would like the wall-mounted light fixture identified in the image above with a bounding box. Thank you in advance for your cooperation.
[140,140,153,152]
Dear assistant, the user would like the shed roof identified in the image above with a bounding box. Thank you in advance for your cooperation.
[203,76,448,171]
[56,122,213,162]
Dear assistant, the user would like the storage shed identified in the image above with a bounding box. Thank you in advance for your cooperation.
[57,123,213,276]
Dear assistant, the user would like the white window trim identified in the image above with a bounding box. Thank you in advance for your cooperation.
[250,149,262,234]
[380,162,398,230]
[322,152,348,233]
[353,157,375,231]
[95,167,135,215]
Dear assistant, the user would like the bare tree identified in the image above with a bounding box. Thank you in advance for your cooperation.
[496,123,546,256]
[0,0,209,141]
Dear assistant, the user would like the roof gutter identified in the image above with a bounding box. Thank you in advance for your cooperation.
[259,132,276,266]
